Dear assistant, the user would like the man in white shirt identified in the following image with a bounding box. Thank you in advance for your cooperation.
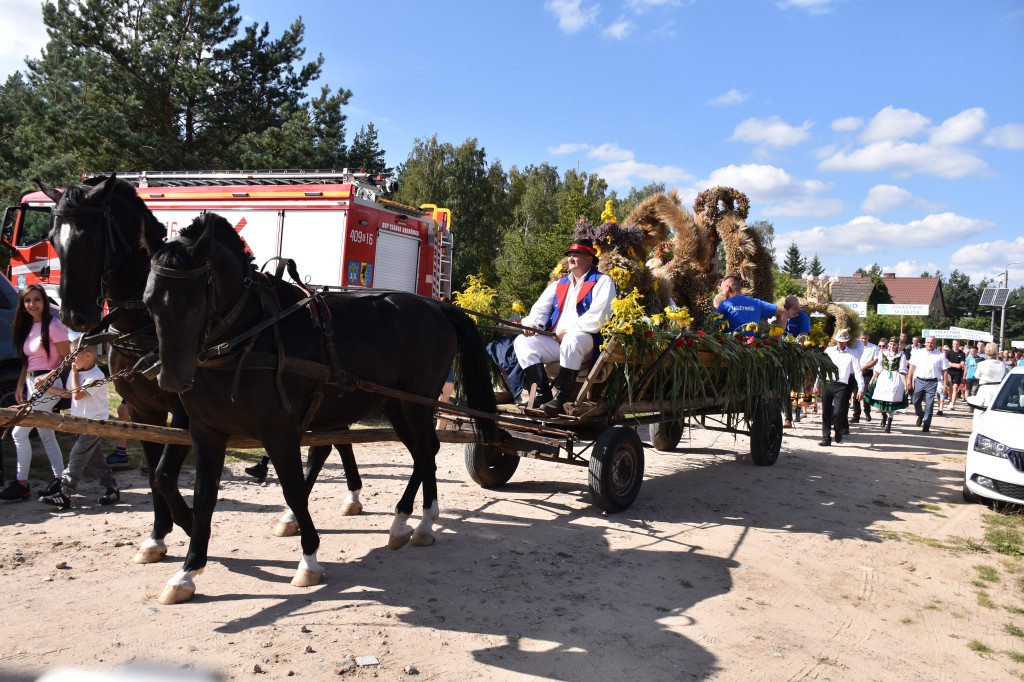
[514,238,616,415]
[814,329,865,447]
[852,330,880,424]
[907,335,950,433]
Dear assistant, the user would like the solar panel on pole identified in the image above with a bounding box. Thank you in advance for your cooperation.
[979,288,1010,307]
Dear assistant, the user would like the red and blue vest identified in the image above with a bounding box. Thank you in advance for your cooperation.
[546,267,606,364]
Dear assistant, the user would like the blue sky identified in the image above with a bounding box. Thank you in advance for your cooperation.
[3,0,1023,288]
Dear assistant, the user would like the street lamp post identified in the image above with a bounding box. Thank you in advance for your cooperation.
[1000,262,1020,351]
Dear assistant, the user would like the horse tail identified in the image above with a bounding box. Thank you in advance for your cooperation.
[441,306,499,443]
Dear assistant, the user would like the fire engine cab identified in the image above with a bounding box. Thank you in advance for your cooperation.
[2,169,454,302]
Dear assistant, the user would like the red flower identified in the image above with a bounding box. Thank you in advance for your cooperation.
[674,337,685,348]
[645,331,654,338]
[697,330,706,337]
[755,341,763,348]
[686,338,695,348]
[736,334,745,341]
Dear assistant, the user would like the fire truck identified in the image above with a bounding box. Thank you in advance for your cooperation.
[1,169,454,303]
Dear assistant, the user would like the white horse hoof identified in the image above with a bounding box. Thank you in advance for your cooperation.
[340,501,363,516]
[133,547,167,564]
[274,521,299,537]
[291,568,324,587]
[387,530,412,550]
[157,583,195,604]
[410,531,435,547]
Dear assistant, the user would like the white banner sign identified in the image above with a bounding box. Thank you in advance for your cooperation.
[836,301,867,318]
[1013,340,1024,349]
[949,326,994,342]
[877,303,930,316]
[921,328,994,342]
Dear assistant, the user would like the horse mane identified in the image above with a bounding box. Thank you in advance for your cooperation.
[177,213,255,267]
[62,175,166,245]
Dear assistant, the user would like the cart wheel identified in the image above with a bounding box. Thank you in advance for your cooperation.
[464,442,520,488]
[749,402,783,466]
[651,419,684,451]
[588,426,645,512]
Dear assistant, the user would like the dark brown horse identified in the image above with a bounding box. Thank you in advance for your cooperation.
[143,214,497,603]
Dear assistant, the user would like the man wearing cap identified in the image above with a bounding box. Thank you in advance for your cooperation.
[713,275,793,335]
[814,329,865,447]
[907,336,949,432]
[514,238,616,415]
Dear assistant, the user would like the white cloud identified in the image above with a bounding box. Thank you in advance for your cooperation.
[775,212,994,256]
[548,141,693,188]
[860,106,931,143]
[0,0,47,79]
[777,0,838,14]
[983,123,1024,150]
[880,260,942,278]
[695,163,842,218]
[831,116,863,132]
[949,237,1024,283]
[762,197,844,218]
[594,159,692,188]
[930,108,986,145]
[861,184,944,214]
[588,142,634,162]
[817,139,989,178]
[627,0,683,10]
[707,88,749,107]
[602,17,633,39]
[545,0,599,33]
[730,116,813,147]
[548,143,592,155]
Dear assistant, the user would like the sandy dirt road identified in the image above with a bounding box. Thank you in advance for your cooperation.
[1,406,1023,681]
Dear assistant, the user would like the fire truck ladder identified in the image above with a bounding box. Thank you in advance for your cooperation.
[83,169,396,193]
[421,205,454,300]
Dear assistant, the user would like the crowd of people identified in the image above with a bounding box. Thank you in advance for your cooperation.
[807,330,1017,447]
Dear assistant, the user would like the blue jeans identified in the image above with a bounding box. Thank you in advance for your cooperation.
[913,378,938,427]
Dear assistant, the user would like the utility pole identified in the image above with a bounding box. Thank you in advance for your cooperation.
[1000,262,1020,351]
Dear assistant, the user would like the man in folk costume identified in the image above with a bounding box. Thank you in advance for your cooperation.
[514,238,616,415]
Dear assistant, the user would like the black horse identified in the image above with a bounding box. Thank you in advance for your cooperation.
[37,175,366,556]
[143,214,497,603]
[38,176,193,564]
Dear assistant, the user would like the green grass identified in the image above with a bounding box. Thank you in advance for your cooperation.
[977,592,997,609]
[1007,650,1024,663]
[974,565,1000,583]
[969,639,994,653]
[982,511,1024,557]
[899,617,913,624]
[1004,624,1024,638]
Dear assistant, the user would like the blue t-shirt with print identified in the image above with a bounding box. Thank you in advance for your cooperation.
[785,310,811,336]
[717,295,779,334]
[965,354,978,380]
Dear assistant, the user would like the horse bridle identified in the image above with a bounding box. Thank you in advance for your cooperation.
[53,199,147,312]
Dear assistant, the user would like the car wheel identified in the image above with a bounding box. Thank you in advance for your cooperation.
[962,482,980,504]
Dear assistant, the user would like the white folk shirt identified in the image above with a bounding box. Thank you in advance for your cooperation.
[70,364,110,420]
[859,341,880,371]
[909,348,950,380]
[823,345,866,393]
[523,271,616,335]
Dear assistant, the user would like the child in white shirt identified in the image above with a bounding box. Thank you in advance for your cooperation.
[39,341,120,509]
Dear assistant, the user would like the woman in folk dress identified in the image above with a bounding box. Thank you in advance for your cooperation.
[866,339,909,433]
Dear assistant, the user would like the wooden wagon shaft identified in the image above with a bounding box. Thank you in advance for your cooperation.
[0,407,482,447]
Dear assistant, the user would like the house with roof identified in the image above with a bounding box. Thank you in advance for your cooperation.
[798,273,946,319]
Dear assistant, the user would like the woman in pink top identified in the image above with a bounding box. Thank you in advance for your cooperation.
[1,284,71,501]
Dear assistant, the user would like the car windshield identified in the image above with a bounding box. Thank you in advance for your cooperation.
[993,374,1024,414]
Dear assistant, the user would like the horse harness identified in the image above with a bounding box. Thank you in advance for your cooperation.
[149,257,346,431]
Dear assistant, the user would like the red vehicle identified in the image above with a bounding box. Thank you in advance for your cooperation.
[2,169,453,303]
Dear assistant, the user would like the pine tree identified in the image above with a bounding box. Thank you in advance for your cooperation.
[782,242,807,278]
[347,123,390,176]
[0,0,352,205]
[808,254,825,276]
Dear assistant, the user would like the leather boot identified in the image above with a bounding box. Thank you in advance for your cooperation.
[541,367,579,416]
[521,363,552,407]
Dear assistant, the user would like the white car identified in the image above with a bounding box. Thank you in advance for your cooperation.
[964,366,1024,505]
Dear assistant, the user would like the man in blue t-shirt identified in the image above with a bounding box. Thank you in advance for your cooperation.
[714,275,792,334]
[783,295,811,336]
